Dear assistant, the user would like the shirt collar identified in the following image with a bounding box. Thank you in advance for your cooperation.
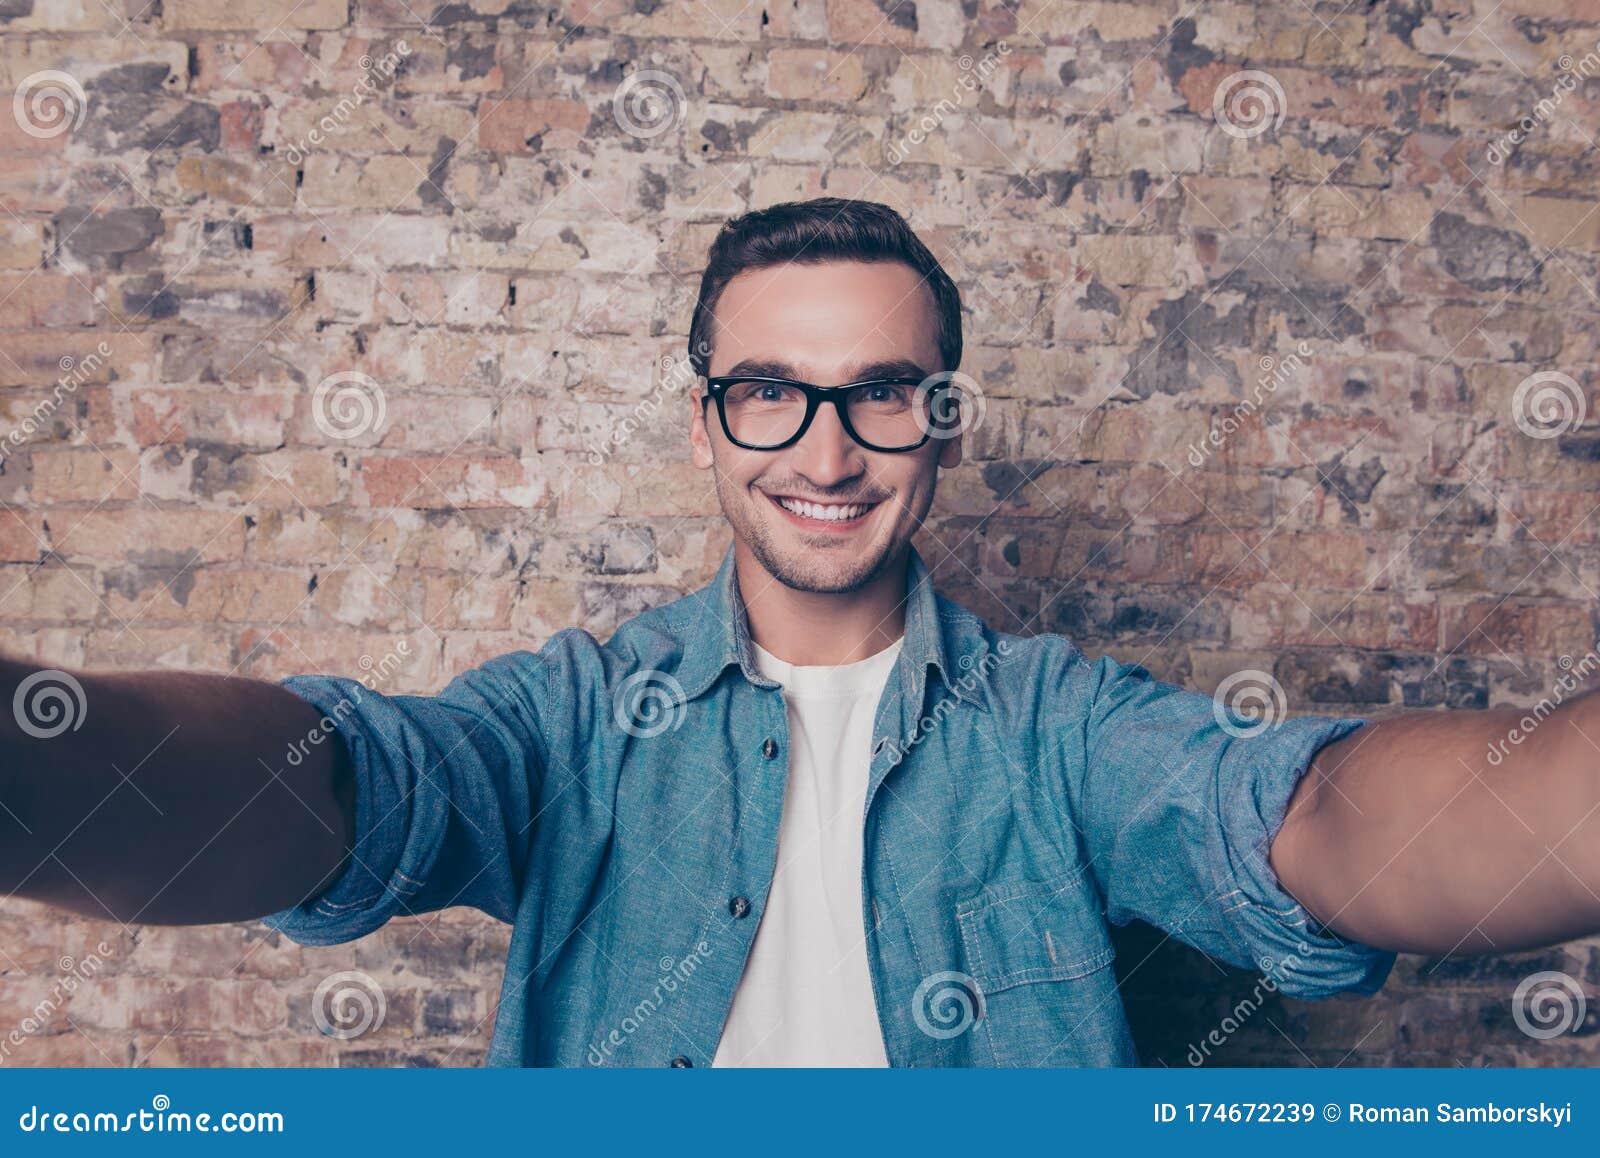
[671,542,987,713]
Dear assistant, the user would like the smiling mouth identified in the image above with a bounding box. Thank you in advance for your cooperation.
[766,492,880,526]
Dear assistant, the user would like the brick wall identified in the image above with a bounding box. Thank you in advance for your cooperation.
[1,0,1598,1066]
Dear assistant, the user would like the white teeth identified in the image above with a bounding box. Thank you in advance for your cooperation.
[775,496,870,522]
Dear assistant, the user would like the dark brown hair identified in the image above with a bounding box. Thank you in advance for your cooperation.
[687,197,963,378]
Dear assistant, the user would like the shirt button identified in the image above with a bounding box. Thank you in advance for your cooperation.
[670,1055,693,1068]
[729,895,751,918]
[761,737,778,759]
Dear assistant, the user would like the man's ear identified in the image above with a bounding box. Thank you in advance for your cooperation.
[689,385,714,469]
[937,431,962,470]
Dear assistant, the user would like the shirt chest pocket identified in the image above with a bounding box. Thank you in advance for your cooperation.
[954,868,1135,1066]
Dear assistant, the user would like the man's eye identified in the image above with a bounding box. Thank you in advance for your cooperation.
[857,384,911,407]
[727,381,800,405]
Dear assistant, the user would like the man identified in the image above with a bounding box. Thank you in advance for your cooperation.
[2,198,1598,1067]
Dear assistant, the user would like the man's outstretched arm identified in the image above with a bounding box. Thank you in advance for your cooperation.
[1270,688,1600,956]
[0,655,354,926]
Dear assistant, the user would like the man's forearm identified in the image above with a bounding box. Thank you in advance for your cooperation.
[1270,689,1600,956]
[0,656,354,925]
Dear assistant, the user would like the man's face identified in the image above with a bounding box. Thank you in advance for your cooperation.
[689,259,961,595]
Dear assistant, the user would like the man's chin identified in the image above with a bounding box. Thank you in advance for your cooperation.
[751,529,893,595]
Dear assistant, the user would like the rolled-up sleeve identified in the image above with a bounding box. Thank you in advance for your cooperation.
[1071,652,1395,999]
[261,650,550,945]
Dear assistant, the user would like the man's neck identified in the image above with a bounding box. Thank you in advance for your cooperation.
[733,542,909,667]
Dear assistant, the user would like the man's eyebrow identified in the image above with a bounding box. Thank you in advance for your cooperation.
[719,357,932,382]
[722,357,798,379]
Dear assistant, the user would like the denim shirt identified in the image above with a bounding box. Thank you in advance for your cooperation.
[265,544,1395,1066]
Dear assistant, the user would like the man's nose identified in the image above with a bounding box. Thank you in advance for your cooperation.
[788,401,861,485]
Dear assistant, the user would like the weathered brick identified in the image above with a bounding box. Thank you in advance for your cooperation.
[44,508,247,563]
[1441,600,1596,658]
[28,447,141,503]
[476,98,591,154]
[128,389,294,450]
[162,0,348,31]
[1013,0,1170,44]
[353,453,548,510]
[0,217,44,267]
[767,49,872,103]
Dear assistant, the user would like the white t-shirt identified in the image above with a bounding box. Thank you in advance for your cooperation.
[711,635,904,1067]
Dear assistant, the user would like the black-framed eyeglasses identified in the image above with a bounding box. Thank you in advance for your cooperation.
[702,374,955,453]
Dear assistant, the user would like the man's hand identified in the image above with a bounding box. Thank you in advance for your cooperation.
[0,657,354,925]
[1270,687,1600,956]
